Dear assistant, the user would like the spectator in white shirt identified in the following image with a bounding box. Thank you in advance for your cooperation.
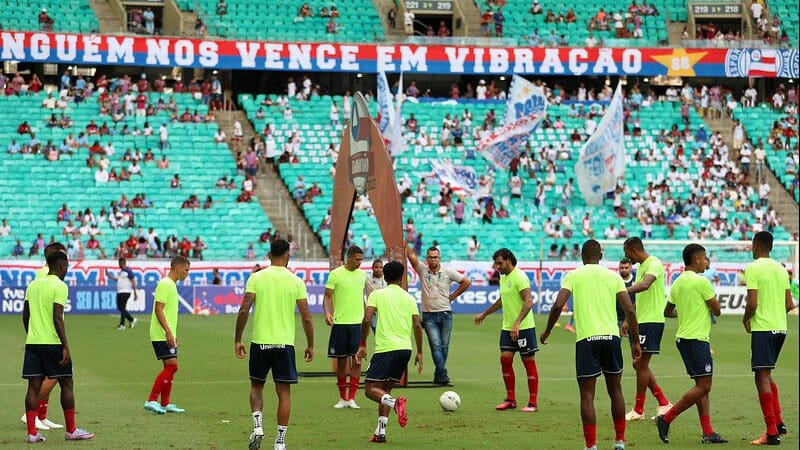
[0,218,10,236]
[94,167,109,183]
[519,216,533,232]
[604,224,620,239]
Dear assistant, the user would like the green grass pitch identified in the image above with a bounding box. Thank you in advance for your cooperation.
[0,314,797,449]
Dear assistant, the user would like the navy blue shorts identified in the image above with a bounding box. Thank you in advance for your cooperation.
[328,324,361,358]
[152,341,178,360]
[751,331,786,371]
[249,343,298,384]
[499,328,539,356]
[634,323,664,354]
[366,350,411,382]
[22,344,73,379]
[676,339,713,378]
[575,336,623,379]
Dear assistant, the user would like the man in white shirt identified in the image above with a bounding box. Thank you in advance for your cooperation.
[604,224,620,239]
[758,179,770,207]
[584,33,597,48]
[732,120,745,150]
[476,80,488,100]
[407,245,471,385]
[744,86,758,107]
[519,216,533,232]
[750,1,762,20]
[739,144,752,174]
[0,218,10,236]
[213,129,226,144]
[94,167,109,183]
[584,118,597,136]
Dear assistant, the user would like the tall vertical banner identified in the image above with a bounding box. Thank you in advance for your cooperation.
[376,71,394,134]
[388,72,406,156]
[329,93,406,283]
[477,75,547,169]
[574,82,626,206]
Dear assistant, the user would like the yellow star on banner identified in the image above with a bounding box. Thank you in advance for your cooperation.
[652,48,708,77]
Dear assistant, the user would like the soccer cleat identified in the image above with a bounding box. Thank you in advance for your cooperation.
[346,399,360,409]
[495,400,517,411]
[21,414,51,431]
[27,433,46,443]
[614,440,626,450]
[40,418,63,429]
[144,400,166,414]
[625,410,644,421]
[750,433,780,445]
[333,399,348,409]
[656,415,670,443]
[701,432,729,444]
[777,422,787,435]
[249,427,264,450]
[64,428,94,440]
[130,318,138,328]
[653,403,674,420]
[394,396,408,428]
[117,325,126,330]
[163,404,185,413]
[520,403,538,412]
[273,444,286,450]
[370,434,387,443]
[583,446,597,450]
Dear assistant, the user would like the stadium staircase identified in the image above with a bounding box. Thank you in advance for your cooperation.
[707,112,798,234]
[87,0,126,34]
[372,0,404,37]
[215,110,326,260]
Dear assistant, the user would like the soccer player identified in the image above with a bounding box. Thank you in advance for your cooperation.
[655,244,728,444]
[407,244,471,386]
[19,242,68,431]
[474,248,539,412]
[144,256,190,415]
[540,240,640,450]
[22,250,94,443]
[106,257,138,330]
[356,261,423,443]
[365,259,386,334]
[235,239,314,450]
[743,231,794,445]
[622,237,672,420]
[324,245,367,409]
[617,258,636,336]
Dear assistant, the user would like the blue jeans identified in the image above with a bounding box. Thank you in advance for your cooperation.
[422,311,452,382]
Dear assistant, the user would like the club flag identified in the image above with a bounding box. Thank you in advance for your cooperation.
[376,71,394,134]
[388,72,406,156]
[477,114,543,169]
[503,75,547,127]
[574,82,626,206]
[429,159,477,196]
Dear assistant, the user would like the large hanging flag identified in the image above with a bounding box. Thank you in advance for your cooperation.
[376,71,394,134]
[574,82,626,206]
[477,75,547,169]
[388,72,406,156]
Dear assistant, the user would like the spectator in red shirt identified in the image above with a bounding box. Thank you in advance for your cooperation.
[17,121,32,135]
[124,234,139,257]
[179,236,192,257]
[192,237,207,260]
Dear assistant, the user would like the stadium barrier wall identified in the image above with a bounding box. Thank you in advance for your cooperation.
[0,260,755,316]
[0,31,797,77]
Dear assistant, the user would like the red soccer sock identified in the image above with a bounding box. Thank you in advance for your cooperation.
[37,399,48,420]
[148,368,169,402]
[614,417,626,441]
[64,408,76,434]
[160,364,178,407]
[770,382,783,424]
[651,385,670,407]
[522,358,539,406]
[634,393,646,415]
[25,410,37,436]
[759,392,778,435]
[663,406,679,424]
[500,356,516,402]
[337,376,347,400]
[348,374,360,401]
[700,415,714,435]
[583,424,597,448]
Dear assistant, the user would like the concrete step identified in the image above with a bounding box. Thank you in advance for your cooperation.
[87,0,126,33]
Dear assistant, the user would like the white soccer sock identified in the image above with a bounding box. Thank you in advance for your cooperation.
[374,416,388,436]
[380,394,396,408]
[275,425,288,444]
[252,411,263,430]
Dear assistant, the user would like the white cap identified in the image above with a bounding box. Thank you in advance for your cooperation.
[479,79,486,84]
[41,8,46,12]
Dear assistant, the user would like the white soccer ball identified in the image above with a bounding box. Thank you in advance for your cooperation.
[439,391,461,412]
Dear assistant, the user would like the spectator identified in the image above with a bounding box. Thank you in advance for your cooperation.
[245,242,256,259]
[217,0,227,14]
[466,235,480,260]
[95,167,110,183]
[519,215,533,232]
[531,0,542,14]
[11,239,24,258]
[192,237,207,260]
[170,173,181,188]
[143,7,155,34]
[387,7,396,29]
[326,18,337,34]
[38,8,54,31]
